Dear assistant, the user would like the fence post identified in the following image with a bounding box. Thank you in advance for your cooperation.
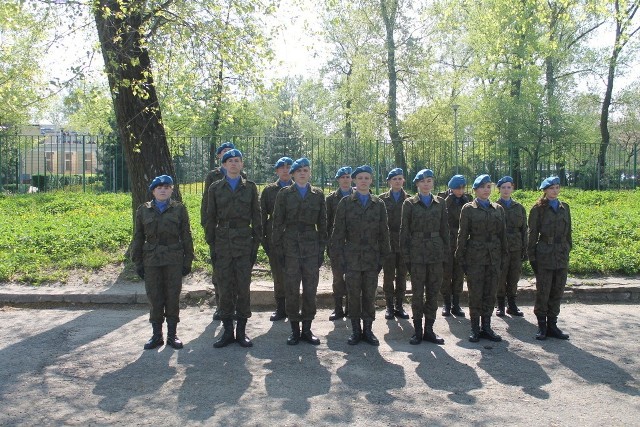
[634,142,638,190]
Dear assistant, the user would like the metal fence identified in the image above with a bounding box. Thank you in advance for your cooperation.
[1,133,637,194]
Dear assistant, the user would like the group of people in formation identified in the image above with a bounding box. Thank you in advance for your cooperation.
[131,141,573,350]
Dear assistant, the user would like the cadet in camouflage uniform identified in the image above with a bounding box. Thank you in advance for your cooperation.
[205,149,262,348]
[330,165,391,346]
[260,156,294,321]
[325,166,354,320]
[200,141,239,320]
[456,174,507,343]
[272,158,327,345]
[495,176,526,317]
[132,175,194,350]
[379,168,410,320]
[401,169,449,345]
[439,175,471,317]
[528,176,572,341]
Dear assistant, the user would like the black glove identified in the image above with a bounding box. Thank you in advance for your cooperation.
[136,264,145,280]
[182,265,192,276]
[530,260,538,275]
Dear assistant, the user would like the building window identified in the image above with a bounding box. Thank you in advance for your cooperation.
[65,152,73,172]
[45,152,54,173]
[85,152,93,173]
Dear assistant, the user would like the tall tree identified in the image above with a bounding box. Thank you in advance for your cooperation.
[93,0,179,214]
[598,0,640,178]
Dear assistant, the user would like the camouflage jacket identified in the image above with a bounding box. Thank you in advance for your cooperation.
[527,201,572,269]
[400,194,450,264]
[496,198,528,254]
[260,181,288,254]
[199,167,247,227]
[455,200,507,266]
[131,199,194,268]
[271,184,327,258]
[205,177,261,257]
[326,188,353,258]
[438,190,473,240]
[330,193,391,271]
[379,188,410,253]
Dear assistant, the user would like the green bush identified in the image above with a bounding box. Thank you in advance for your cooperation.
[0,189,639,284]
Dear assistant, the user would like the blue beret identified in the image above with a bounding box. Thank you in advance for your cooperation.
[386,168,404,181]
[222,148,242,163]
[274,157,293,169]
[472,174,492,189]
[148,174,173,192]
[335,166,353,179]
[289,157,311,174]
[351,165,374,178]
[496,176,514,188]
[413,169,434,183]
[539,176,560,190]
[216,141,235,155]
[448,174,466,189]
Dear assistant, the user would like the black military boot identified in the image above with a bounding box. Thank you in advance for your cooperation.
[546,317,569,340]
[409,317,423,345]
[212,293,221,321]
[469,316,480,342]
[535,315,547,340]
[348,319,362,345]
[384,297,395,320]
[441,295,451,317]
[213,319,235,348]
[423,318,445,345]
[144,322,164,350]
[506,297,524,317]
[480,316,502,342]
[496,297,506,317]
[301,320,321,345]
[287,321,301,345]
[394,296,410,319]
[451,294,466,317]
[362,319,380,346]
[236,318,253,347]
[270,297,287,321]
[329,296,345,321]
[166,321,183,349]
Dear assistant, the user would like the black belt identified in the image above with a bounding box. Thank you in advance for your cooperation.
[540,236,565,244]
[146,239,181,245]
[218,220,250,228]
[413,231,440,238]
[470,235,498,242]
[288,223,317,232]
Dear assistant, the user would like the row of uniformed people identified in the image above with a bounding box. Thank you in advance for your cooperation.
[132,140,571,350]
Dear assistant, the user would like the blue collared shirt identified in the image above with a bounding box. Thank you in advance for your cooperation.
[278,179,292,187]
[392,190,403,202]
[357,192,369,207]
[476,198,491,209]
[154,199,169,213]
[549,199,560,212]
[296,183,309,198]
[501,198,512,208]
[226,175,240,191]
[419,193,432,207]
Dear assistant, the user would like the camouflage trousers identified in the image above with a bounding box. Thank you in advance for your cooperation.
[410,263,443,320]
[534,268,567,318]
[466,263,500,317]
[145,264,183,324]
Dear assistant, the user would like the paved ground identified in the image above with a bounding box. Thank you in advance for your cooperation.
[0,304,638,426]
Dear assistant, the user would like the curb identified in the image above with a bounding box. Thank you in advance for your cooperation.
[1,284,638,307]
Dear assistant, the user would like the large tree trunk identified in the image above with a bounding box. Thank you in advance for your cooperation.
[94,0,179,218]
[380,0,407,174]
[599,44,620,181]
